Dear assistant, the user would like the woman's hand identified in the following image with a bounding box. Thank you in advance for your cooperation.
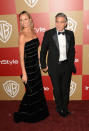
[22,74,27,84]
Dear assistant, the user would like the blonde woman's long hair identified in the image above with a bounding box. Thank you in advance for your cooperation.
[19,11,34,31]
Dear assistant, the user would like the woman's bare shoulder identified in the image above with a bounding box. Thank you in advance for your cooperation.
[19,32,26,44]
[19,31,25,38]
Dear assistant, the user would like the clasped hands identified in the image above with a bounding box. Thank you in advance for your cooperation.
[41,66,48,73]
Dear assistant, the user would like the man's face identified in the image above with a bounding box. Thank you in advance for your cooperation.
[55,16,67,31]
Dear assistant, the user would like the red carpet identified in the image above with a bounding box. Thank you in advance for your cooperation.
[0,101,89,131]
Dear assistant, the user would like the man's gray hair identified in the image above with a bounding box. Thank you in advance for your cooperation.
[55,13,68,22]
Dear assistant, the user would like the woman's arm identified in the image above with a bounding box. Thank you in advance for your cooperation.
[19,33,27,83]
[38,45,40,60]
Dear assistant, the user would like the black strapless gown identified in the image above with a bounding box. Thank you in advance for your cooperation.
[14,38,49,123]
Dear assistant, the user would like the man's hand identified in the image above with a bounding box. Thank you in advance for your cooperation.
[42,66,48,73]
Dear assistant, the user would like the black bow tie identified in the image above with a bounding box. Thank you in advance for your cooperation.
[58,32,65,35]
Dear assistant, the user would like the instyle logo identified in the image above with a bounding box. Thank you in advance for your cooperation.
[0,59,19,65]
[34,27,46,33]
[3,80,19,98]
[24,0,38,8]
[0,20,12,43]
[70,80,76,96]
[67,17,77,32]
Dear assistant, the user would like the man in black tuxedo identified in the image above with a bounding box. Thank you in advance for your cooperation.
[40,13,76,117]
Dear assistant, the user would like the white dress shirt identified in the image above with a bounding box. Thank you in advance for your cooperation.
[57,30,67,61]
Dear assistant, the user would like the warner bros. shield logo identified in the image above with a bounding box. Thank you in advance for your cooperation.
[3,80,19,98]
[24,0,38,8]
[67,17,77,32]
[70,80,76,96]
[0,20,12,43]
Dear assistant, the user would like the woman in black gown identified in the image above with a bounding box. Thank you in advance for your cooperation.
[14,11,49,123]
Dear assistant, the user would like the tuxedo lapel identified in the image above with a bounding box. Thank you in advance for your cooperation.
[52,29,59,50]
[65,30,70,54]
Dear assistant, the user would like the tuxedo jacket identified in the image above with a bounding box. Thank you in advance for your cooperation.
[40,28,76,75]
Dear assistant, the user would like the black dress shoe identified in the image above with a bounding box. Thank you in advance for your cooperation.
[58,110,66,117]
[66,110,71,115]
[64,109,71,114]
[58,110,71,117]
[63,110,71,117]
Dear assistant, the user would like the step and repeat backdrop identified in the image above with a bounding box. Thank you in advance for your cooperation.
[0,0,89,100]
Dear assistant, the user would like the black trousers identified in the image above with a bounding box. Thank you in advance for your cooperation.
[50,61,72,112]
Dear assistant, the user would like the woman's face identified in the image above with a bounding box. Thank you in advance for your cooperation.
[20,14,30,29]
